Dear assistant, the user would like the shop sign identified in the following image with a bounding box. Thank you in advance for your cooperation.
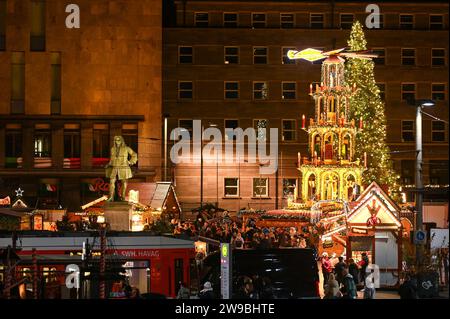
[116,249,160,258]
[352,227,368,234]
[322,240,334,249]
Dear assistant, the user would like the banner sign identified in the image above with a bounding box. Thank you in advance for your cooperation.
[220,243,232,299]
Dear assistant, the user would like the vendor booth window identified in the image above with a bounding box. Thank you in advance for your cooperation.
[349,236,373,264]
[92,124,110,168]
[253,178,268,197]
[5,124,23,168]
[64,124,81,168]
[34,124,51,157]
[224,178,239,197]
[122,123,138,154]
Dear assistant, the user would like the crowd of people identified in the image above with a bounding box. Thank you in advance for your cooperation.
[170,211,318,250]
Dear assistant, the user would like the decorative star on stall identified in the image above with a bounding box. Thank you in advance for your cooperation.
[15,187,24,197]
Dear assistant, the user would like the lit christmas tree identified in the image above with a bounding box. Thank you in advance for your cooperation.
[345,21,400,196]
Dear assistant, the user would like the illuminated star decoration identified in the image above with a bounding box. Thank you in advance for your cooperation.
[15,187,24,197]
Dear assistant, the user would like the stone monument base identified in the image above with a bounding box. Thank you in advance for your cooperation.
[104,201,132,231]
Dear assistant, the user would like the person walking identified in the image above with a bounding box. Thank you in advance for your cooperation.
[177,282,190,299]
[321,252,332,288]
[323,273,342,299]
[348,258,360,287]
[341,267,357,299]
[334,256,346,285]
[199,282,215,299]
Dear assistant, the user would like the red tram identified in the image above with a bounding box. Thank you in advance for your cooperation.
[0,232,197,298]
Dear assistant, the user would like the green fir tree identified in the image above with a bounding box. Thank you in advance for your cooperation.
[345,21,400,196]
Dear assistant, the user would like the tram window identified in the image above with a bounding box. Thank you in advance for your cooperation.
[174,259,184,294]
[189,258,199,295]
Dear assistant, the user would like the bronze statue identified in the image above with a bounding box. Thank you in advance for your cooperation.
[105,136,138,201]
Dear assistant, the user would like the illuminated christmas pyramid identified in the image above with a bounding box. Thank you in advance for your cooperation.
[290,48,369,202]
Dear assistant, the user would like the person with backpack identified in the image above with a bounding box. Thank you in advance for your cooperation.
[177,282,190,299]
[341,267,357,299]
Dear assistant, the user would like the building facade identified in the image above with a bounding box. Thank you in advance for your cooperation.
[163,0,449,211]
[0,0,162,210]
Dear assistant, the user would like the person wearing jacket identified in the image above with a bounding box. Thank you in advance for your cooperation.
[199,282,215,299]
[341,267,357,299]
[177,282,190,299]
[348,258,360,286]
[321,252,332,288]
[323,273,342,299]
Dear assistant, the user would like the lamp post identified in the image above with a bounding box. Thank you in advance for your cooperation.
[411,99,435,266]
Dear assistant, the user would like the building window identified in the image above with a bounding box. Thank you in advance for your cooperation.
[224,12,238,27]
[283,178,297,197]
[178,46,193,64]
[224,119,239,141]
[50,52,61,114]
[178,119,193,137]
[377,83,386,100]
[399,14,414,29]
[310,13,324,28]
[402,48,415,66]
[282,119,296,141]
[432,121,446,142]
[253,178,268,197]
[429,160,449,185]
[252,13,266,28]
[282,47,296,64]
[340,14,354,29]
[378,14,384,29]
[401,120,414,142]
[373,48,385,65]
[282,82,296,100]
[401,83,416,101]
[11,52,25,114]
[93,124,110,159]
[34,124,52,157]
[253,81,268,100]
[224,178,239,197]
[224,46,239,64]
[253,47,268,64]
[0,0,6,51]
[5,124,23,168]
[63,124,81,167]
[122,123,138,153]
[431,83,446,101]
[178,81,193,99]
[30,0,46,51]
[429,15,444,30]
[224,82,239,99]
[401,160,415,184]
[280,13,294,28]
[432,48,446,66]
[195,12,209,27]
[254,119,268,141]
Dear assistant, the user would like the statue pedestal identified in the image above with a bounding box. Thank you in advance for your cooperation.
[104,201,132,231]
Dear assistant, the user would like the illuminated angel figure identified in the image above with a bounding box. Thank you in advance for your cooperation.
[287,47,377,63]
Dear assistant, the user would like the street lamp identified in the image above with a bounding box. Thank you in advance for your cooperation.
[408,98,435,266]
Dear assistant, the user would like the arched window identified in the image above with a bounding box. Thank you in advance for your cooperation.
[346,174,356,200]
[323,173,339,200]
[342,133,352,160]
[307,174,316,200]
